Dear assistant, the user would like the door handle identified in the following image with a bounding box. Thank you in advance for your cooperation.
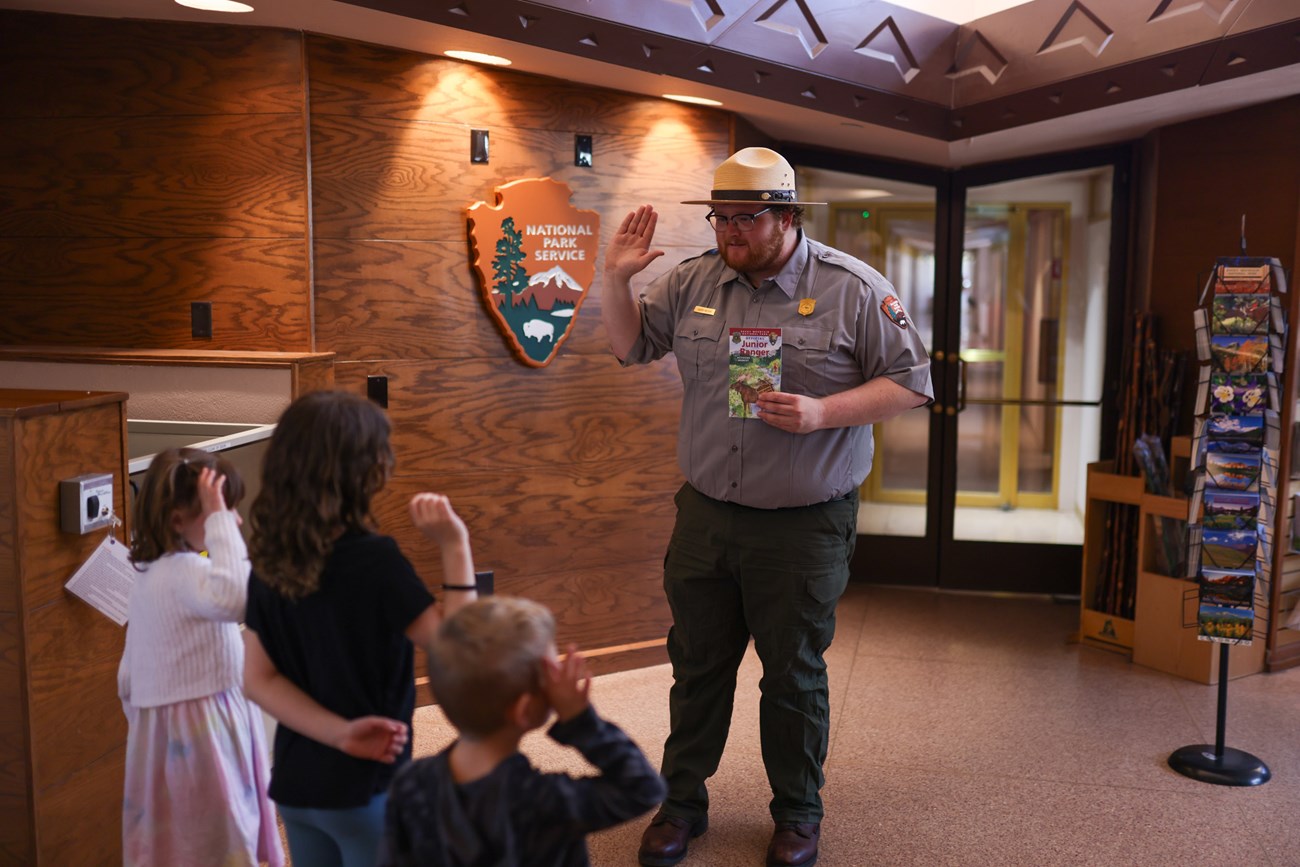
[955,355,967,414]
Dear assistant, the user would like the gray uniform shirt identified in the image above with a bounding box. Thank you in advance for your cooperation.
[622,232,933,509]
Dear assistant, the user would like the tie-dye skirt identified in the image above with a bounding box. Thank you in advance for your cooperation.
[122,688,284,867]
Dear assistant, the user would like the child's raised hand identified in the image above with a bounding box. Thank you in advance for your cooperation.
[196,467,228,519]
[541,643,591,723]
[409,493,468,547]
[336,716,409,764]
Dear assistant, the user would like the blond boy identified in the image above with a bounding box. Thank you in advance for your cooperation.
[380,596,666,866]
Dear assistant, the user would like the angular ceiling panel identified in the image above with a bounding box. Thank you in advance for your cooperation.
[337,0,1300,141]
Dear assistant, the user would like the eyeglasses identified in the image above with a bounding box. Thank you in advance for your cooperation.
[705,207,772,232]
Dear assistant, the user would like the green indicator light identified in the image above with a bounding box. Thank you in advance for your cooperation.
[861,210,871,219]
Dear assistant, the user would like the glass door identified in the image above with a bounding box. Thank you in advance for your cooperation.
[793,147,1130,594]
[939,155,1127,593]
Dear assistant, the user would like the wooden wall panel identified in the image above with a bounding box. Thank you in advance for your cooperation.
[0,12,304,118]
[369,459,680,578]
[306,34,732,140]
[32,749,124,867]
[1,115,307,238]
[0,10,310,353]
[1146,96,1300,430]
[0,239,310,349]
[368,471,677,647]
[0,613,31,864]
[517,560,672,651]
[1147,97,1300,358]
[333,356,681,472]
[0,415,32,864]
[311,116,723,246]
[23,599,126,791]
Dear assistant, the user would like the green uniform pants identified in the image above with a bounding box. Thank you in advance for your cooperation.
[659,483,857,824]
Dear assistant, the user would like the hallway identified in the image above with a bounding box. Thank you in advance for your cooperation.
[413,583,1300,866]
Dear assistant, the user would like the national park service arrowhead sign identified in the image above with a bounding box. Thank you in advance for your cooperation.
[467,178,600,367]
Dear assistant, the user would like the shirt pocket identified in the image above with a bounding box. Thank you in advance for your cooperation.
[780,324,833,394]
[673,317,726,382]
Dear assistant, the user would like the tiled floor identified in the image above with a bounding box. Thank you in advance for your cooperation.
[411,584,1300,866]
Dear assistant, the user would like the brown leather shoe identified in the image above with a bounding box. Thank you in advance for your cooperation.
[638,811,708,866]
[767,821,820,867]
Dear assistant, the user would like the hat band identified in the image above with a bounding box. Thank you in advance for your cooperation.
[710,188,797,202]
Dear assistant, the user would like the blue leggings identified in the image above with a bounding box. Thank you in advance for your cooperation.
[277,791,388,867]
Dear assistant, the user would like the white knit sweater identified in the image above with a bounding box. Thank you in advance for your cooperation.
[117,510,249,708]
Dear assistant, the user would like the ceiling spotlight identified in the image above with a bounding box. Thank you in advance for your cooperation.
[445,50,513,67]
[175,0,254,11]
[663,94,723,106]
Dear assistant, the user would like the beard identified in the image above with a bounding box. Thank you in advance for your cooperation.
[719,219,787,278]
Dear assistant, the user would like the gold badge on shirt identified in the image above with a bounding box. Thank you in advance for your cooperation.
[693,306,716,316]
[798,298,815,316]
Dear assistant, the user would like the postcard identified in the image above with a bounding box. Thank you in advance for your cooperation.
[1212,294,1270,335]
[1201,488,1259,531]
[1208,373,1268,414]
[1214,263,1271,295]
[1204,449,1261,491]
[1200,568,1255,607]
[1205,413,1263,445]
[1201,527,1257,570]
[1209,334,1268,375]
[1198,603,1254,645]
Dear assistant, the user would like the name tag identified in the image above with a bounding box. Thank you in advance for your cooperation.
[693,306,716,316]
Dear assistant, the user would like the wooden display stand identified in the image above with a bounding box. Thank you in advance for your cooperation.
[0,389,131,865]
[1079,460,1141,653]
[1133,571,1265,684]
[1080,437,1263,682]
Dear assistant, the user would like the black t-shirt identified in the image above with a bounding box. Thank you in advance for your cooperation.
[245,530,435,808]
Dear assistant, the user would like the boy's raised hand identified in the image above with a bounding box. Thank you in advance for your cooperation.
[409,493,468,547]
[541,644,591,723]
[337,716,410,764]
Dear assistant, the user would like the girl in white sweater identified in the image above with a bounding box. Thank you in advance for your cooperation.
[117,448,283,867]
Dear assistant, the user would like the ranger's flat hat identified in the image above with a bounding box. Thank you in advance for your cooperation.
[682,147,825,206]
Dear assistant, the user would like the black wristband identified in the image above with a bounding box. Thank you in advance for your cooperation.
[442,584,476,591]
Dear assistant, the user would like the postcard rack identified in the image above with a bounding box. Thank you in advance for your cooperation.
[1168,255,1288,786]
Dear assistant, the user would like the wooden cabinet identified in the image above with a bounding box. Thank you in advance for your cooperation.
[0,389,130,865]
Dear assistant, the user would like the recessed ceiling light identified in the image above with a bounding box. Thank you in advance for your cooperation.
[175,0,254,11]
[445,50,512,67]
[663,94,723,107]
[843,189,893,200]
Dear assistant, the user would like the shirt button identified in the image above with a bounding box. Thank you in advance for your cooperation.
[731,481,738,488]
[730,445,738,452]
[798,338,805,346]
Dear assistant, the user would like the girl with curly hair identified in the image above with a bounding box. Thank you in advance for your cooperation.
[243,390,478,867]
